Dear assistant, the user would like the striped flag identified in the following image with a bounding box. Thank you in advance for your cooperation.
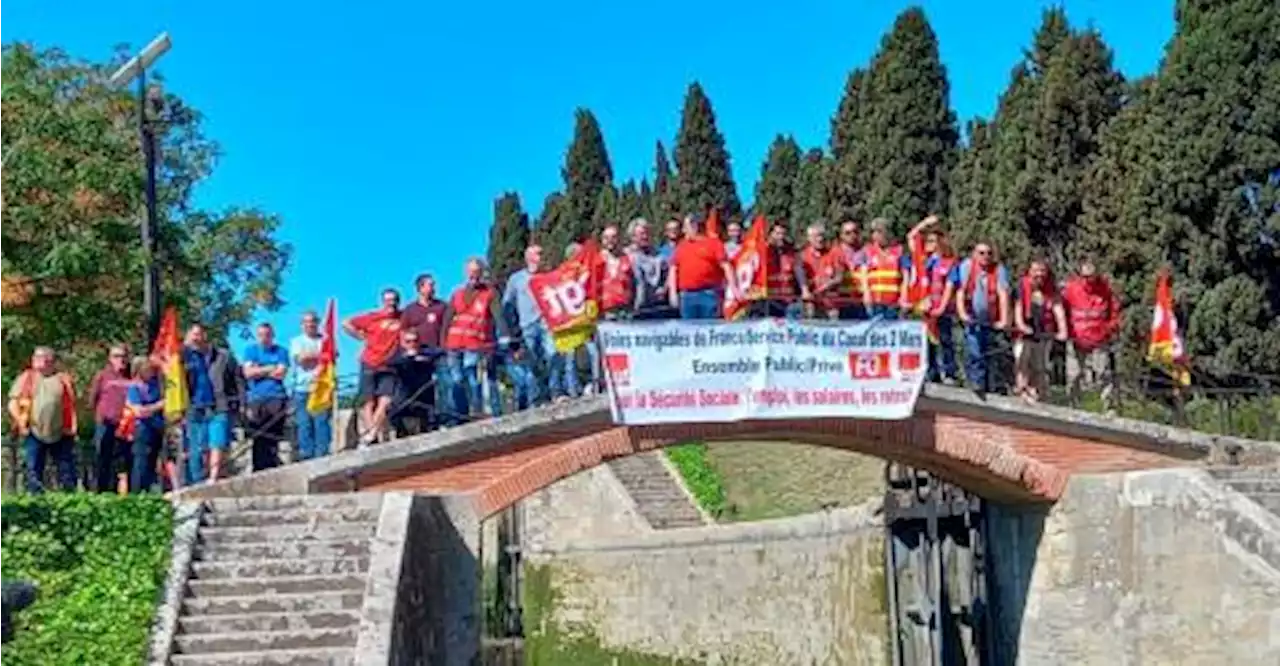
[152,307,189,423]
[307,299,338,415]
[1147,270,1191,386]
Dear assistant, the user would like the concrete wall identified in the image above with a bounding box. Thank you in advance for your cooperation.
[522,502,890,665]
[520,464,651,553]
[988,468,1280,665]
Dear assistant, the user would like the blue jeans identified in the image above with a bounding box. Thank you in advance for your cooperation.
[868,304,899,320]
[679,288,723,320]
[928,315,958,382]
[23,434,77,493]
[130,424,161,493]
[185,407,230,485]
[293,392,332,461]
[500,353,537,412]
[448,351,502,419]
[964,323,992,392]
[523,323,574,400]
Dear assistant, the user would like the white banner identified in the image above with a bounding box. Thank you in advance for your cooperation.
[598,319,928,425]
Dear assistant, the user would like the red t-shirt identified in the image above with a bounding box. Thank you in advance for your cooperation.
[672,236,728,292]
[350,309,402,368]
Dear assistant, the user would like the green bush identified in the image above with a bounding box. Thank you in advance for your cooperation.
[1,493,173,666]
[664,443,726,518]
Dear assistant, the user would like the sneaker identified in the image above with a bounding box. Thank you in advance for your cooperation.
[942,376,958,387]
[583,384,597,397]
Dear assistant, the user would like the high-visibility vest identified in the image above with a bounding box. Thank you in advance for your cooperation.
[1063,277,1117,349]
[962,261,1002,323]
[765,249,798,302]
[601,252,634,313]
[863,244,904,306]
[444,287,496,351]
[928,255,958,312]
[832,244,865,306]
[1016,275,1058,337]
[11,369,77,437]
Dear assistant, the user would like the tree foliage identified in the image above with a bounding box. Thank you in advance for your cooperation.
[487,192,530,287]
[648,141,678,224]
[754,134,801,225]
[1,43,291,391]
[789,148,831,240]
[558,109,613,242]
[827,8,957,235]
[1076,0,1280,374]
[673,82,742,222]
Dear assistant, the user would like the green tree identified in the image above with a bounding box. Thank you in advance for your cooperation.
[673,82,742,222]
[487,192,530,288]
[1,43,290,392]
[617,179,646,226]
[589,184,619,231]
[754,134,801,224]
[957,8,1125,270]
[790,148,831,239]
[1076,0,1280,375]
[831,8,957,235]
[649,141,677,223]
[548,108,613,253]
[533,192,568,261]
[947,119,996,252]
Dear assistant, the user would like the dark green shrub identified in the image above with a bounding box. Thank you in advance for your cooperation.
[1,493,173,666]
[664,442,726,518]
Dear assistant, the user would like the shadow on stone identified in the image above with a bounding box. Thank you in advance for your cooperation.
[984,502,1047,665]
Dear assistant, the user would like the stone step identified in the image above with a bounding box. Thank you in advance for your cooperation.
[187,574,366,598]
[649,516,705,529]
[1222,480,1280,495]
[171,648,354,666]
[191,558,370,580]
[202,507,382,529]
[173,627,358,655]
[179,610,361,635]
[206,494,382,514]
[182,591,363,617]
[1244,492,1280,515]
[195,539,370,563]
[200,523,377,546]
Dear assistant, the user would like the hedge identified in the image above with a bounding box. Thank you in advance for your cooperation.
[1,493,173,666]
[664,442,726,518]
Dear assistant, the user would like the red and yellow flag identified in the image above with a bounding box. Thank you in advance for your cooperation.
[724,215,768,320]
[152,307,189,423]
[306,299,337,415]
[1147,269,1190,386]
[906,233,930,315]
[531,240,604,353]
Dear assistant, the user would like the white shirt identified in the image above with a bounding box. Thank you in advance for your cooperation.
[289,333,324,393]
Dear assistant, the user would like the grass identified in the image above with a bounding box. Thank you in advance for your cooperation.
[703,441,886,522]
[664,443,727,518]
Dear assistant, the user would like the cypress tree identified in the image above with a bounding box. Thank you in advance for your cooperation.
[673,82,743,221]
[947,119,996,252]
[790,148,831,239]
[827,68,869,224]
[560,108,614,243]
[590,184,620,231]
[617,179,646,225]
[754,134,802,224]
[487,192,531,288]
[1077,0,1280,374]
[837,8,958,235]
[534,192,569,262]
[650,141,677,223]
[973,8,1125,270]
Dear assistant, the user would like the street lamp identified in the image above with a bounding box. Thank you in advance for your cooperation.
[108,32,172,349]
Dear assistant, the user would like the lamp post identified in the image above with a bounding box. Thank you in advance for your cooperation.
[108,32,172,349]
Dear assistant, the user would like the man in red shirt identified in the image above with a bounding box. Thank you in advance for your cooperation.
[668,213,737,319]
[343,288,403,445]
[1061,257,1122,411]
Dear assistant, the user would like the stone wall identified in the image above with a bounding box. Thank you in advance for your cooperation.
[987,468,1280,665]
[522,503,889,665]
[520,464,651,553]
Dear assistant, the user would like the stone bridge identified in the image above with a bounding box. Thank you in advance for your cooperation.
[161,384,1277,665]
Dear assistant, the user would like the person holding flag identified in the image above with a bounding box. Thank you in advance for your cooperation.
[292,306,334,460]
[179,322,242,485]
[906,215,961,384]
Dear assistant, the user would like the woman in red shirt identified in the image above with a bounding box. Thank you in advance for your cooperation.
[667,213,738,320]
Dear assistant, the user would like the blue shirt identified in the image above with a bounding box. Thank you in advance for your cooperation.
[503,268,543,330]
[183,347,216,408]
[243,343,289,404]
[657,241,677,261]
[950,259,1010,322]
[127,378,164,431]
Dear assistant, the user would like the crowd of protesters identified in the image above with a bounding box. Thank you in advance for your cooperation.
[7,210,1125,494]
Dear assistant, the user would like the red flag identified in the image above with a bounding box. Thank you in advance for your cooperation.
[723,216,769,319]
[531,240,603,351]
[906,232,929,313]
[1147,269,1190,386]
[306,299,337,414]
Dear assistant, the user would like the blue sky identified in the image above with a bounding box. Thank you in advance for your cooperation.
[6,0,1174,377]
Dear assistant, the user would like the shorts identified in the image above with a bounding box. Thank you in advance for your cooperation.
[360,364,400,399]
[186,407,230,452]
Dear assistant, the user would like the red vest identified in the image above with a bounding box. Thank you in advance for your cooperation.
[11,369,77,437]
[765,249,798,302]
[445,287,496,351]
[863,244,904,306]
[601,252,634,313]
[928,255,958,311]
[962,262,1002,323]
[1063,277,1117,350]
[1016,275,1058,337]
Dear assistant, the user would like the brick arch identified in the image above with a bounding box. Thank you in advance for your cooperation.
[347,399,1183,520]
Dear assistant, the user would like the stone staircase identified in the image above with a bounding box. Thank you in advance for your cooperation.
[167,494,382,666]
[1209,466,1280,517]
[608,452,706,529]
